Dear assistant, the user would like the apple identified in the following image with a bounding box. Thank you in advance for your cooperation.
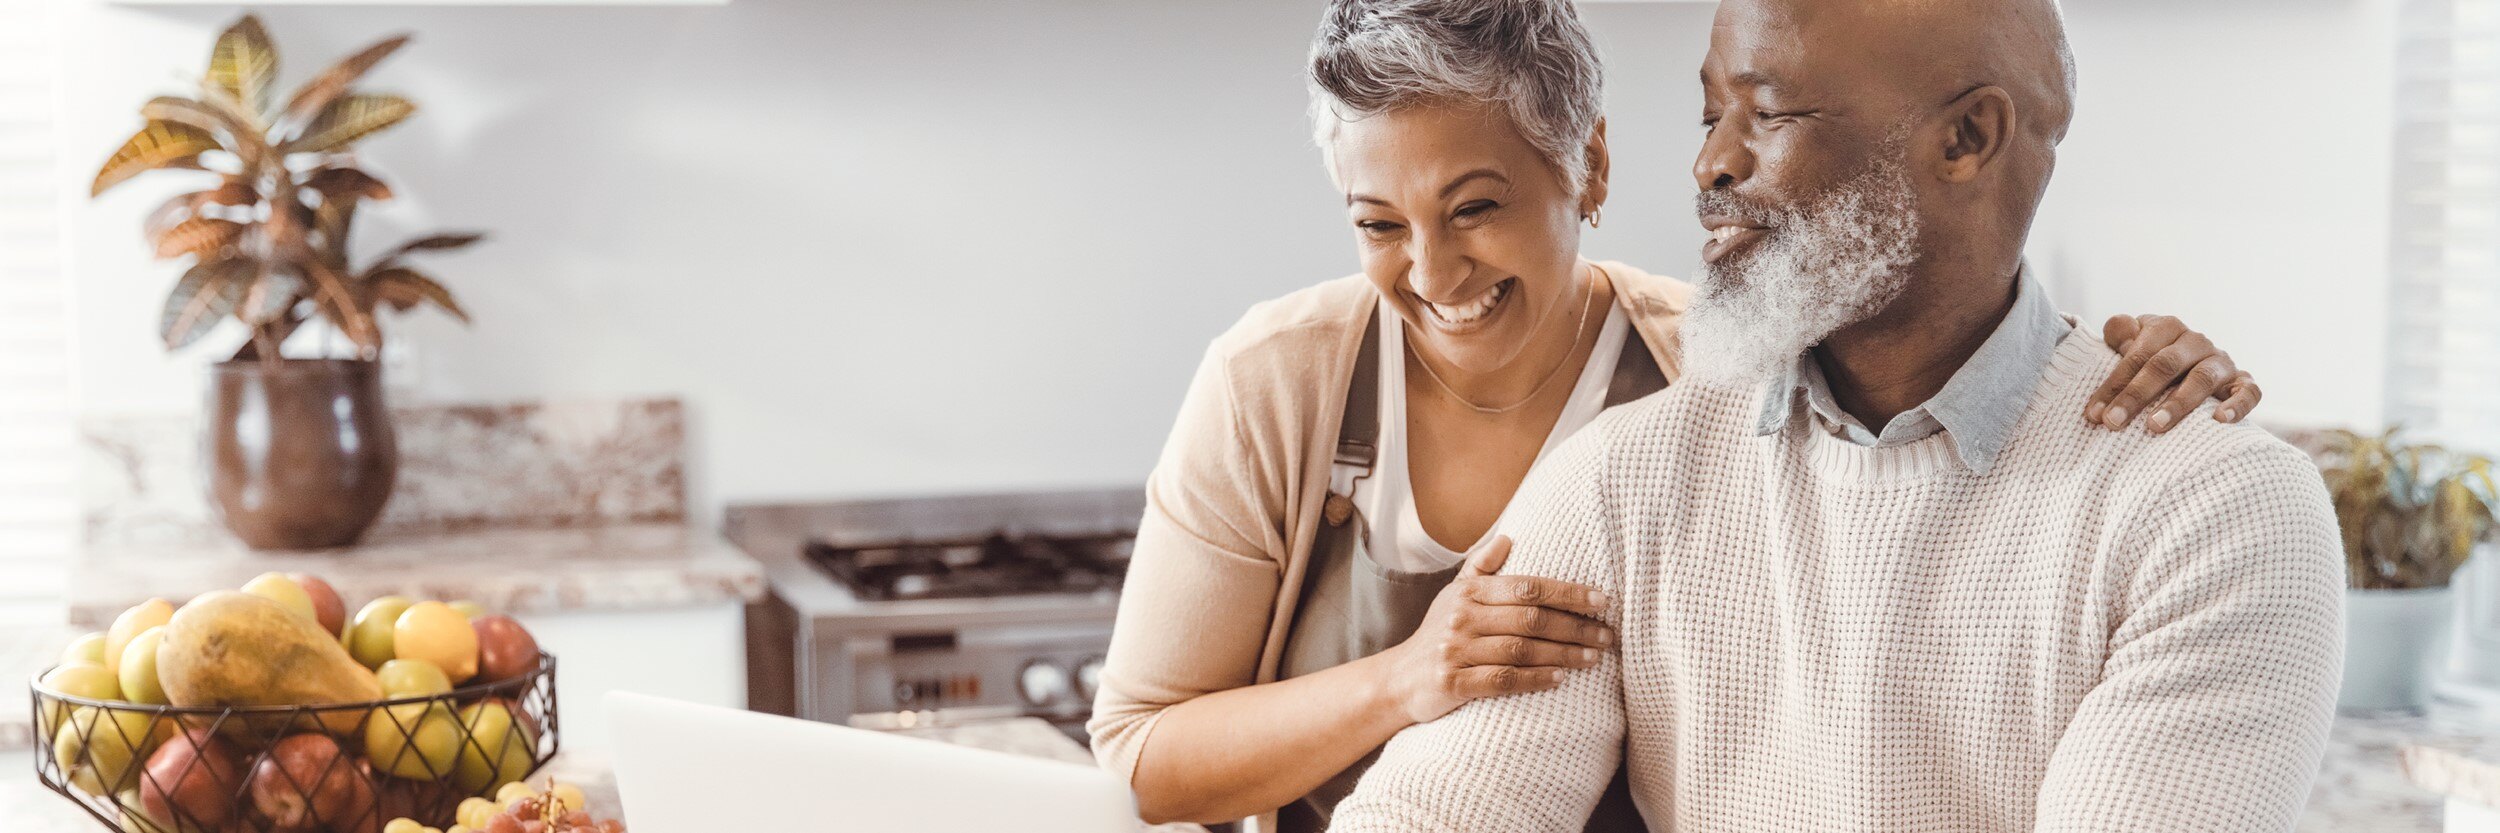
[141,728,245,831]
[242,572,320,625]
[469,616,540,683]
[106,598,174,673]
[62,632,107,666]
[37,662,122,737]
[365,702,461,781]
[55,706,161,796]
[452,700,537,794]
[118,626,168,706]
[393,602,479,683]
[377,659,453,699]
[250,733,374,832]
[348,597,414,670]
[290,573,348,636]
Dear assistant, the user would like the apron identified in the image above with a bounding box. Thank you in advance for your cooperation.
[1272,310,1666,832]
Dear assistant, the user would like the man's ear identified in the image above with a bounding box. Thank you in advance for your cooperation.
[1936,86,2016,184]
[1580,118,1612,213]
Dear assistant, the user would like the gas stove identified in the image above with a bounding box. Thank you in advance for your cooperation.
[728,488,1143,743]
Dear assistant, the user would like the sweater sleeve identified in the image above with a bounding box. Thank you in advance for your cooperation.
[1088,342,1293,783]
[2033,438,2346,832]
[1332,422,1630,833]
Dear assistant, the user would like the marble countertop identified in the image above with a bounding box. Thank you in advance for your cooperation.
[66,522,766,630]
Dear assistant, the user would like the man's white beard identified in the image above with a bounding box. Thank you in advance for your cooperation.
[1680,154,1923,384]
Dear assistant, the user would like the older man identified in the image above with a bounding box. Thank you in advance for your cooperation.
[1328,1,2345,831]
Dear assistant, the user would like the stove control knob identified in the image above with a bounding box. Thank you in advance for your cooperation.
[1018,660,1071,707]
[1074,656,1105,702]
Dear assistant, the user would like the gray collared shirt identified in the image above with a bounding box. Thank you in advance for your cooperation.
[1752,269,2073,474]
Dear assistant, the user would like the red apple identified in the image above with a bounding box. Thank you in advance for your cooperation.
[248,734,372,832]
[288,573,347,636]
[471,616,541,683]
[141,728,245,832]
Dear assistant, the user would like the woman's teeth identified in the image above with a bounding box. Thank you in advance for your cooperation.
[1425,279,1511,325]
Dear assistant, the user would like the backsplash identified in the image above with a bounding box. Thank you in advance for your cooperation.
[81,397,686,548]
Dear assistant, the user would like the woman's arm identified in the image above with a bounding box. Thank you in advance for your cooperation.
[2085,314,2264,435]
[1125,539,1612,823]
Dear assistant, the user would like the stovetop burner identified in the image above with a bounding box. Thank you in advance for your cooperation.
[804,532,1133,601]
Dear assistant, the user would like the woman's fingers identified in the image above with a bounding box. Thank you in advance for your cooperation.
[1460,536,1512,578]
[1446,664,1566,700]
[2085,314,2160,424]
[2142,356,2233,435]
[1446,635,1603,669]
[2215,371,2262,423]
[2097,338,2214,431]
[1457,575,1611,618]
[1457,601,1612,648]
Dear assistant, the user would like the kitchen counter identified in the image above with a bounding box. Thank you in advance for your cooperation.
[3,718,1198,833]
[66,522,766,629]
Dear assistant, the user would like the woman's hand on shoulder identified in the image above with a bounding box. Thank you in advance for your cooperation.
[1379,536,1615,724]
[2086,314,2263,435]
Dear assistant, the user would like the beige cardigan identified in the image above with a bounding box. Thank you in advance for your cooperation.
[1088,260,1694,826]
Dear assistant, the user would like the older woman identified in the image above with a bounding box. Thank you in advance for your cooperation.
[1089,1,2263,830]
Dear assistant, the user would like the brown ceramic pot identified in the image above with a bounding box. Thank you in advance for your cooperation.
[207,358,397,550]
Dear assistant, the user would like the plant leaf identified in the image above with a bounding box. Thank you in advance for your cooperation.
[375,232,486,267]
[205,15,279,123]
[368,267,467,323]
[142,180,254,244]
[160,258,253,350]
[279,35,409,139]
[301,166,393,202]
[154,216,245,260]
[92,120,223,197]
[298,253,381,353]
[140,96,266,171]
[283,95,415,155]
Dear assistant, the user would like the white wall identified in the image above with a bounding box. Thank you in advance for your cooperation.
[58,0,2393,524]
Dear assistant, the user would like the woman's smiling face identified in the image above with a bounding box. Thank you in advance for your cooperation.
[1330,102,1602,376]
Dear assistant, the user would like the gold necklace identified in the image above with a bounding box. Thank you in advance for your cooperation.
[1408,268,1598,415]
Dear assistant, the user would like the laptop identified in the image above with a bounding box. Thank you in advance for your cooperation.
[606,691,1139,832]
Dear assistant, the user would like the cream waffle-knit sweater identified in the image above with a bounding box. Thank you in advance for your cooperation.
[1331,330,2346,832]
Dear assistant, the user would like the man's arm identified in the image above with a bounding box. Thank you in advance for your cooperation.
[2035,438,2346,832]
[1332,424,1632,832]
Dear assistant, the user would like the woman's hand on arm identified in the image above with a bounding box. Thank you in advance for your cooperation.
[1122,536,1612,824]
[2085,314,2263,435]
[1378,536,1615,723]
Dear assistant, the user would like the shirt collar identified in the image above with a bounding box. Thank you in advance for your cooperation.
[1752,266,2072,474]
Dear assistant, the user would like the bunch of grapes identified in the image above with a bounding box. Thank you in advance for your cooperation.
[387,780,624,833]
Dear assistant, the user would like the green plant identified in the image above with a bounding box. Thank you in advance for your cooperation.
[2319,427,2500,589]
[90,14,481,362]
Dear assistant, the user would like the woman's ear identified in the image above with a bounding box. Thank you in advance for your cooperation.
[1580,118,1612,215]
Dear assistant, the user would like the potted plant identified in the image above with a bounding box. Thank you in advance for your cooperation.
[2319,427,2500,711]
[91,15,481,550]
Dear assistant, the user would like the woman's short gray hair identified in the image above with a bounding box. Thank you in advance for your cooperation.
[1308,0,1606,193]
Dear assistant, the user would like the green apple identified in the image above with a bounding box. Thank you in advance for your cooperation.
[365,702,461,781]
[242,571,319,624]
[452,700,537,793]
[347,596,414,670]
[37,662,122,735]
[55,706,160,796]
[377,658,453,698]
[116,627,167,706]
[61,632,106,666]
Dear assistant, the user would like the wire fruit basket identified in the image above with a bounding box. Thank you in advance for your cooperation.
[30,653,559,833]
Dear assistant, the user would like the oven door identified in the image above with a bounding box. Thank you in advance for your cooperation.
[816,620,1113,741]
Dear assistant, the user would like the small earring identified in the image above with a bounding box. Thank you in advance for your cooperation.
[1586,207,1602,229]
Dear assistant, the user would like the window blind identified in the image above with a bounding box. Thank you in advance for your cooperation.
[0,0,73,624]
[2389,0,2500,453]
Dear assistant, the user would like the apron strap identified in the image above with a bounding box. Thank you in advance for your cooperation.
[1324,312,1383,528]
[1603,328,1667,408]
